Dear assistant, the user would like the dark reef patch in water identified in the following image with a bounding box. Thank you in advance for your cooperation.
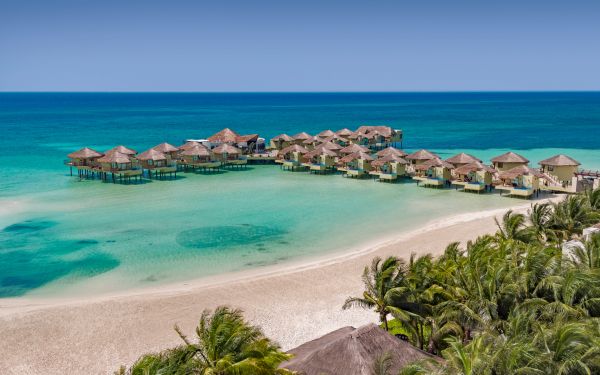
[2,219,57,234]
[176,225,286,250]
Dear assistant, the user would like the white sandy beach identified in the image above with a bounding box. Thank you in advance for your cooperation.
[0,200,553,375]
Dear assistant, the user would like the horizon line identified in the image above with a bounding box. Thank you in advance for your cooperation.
[2,90,600,94]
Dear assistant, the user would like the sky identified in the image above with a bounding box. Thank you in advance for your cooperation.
[1,0,599,92]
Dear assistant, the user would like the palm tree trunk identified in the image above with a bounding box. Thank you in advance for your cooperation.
[381,313,389,331]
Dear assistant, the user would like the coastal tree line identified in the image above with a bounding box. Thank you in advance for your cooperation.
[116,188,600,375]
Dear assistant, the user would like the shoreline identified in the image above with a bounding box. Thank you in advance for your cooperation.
[0,197,553,314]
[0,197,560,374]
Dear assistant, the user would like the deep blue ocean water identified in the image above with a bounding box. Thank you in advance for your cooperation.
[1,92,600,298]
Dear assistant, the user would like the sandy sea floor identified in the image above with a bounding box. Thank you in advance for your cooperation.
[0,199,555,375]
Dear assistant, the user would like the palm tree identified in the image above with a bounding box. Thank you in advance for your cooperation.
[550,195,599,241]
[495,210,533,243]
[119,306,293,375]
[527,202,554,243]
[342,256,420,332]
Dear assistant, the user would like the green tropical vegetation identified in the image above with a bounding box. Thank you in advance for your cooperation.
[116,306,294,375]
[344,190,600,375]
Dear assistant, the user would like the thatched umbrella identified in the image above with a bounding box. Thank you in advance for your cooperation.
[339,144,370,155]
[538,154,581,167]
[67,147,103,159]
[445,152,480,166]
[282,324,439,375]
[376,147,407,158]
[106,145,137,156]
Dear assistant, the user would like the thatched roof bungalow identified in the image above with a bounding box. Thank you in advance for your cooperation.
[413,158,455,187]
[207,128,259,153]
[67,147,103,167]
[270,134,295,150]
[137,148,169,169]
[339,143,370,155]
[212,143,246,166]
[370,154,408,181]
[152,143,180,160]
[376,147,407,158]
[282,324,438,375]
[277,144,310,170]
[445,152,480,168]
[491,151,529,171]
[496,165,543,197]
[302,147,338,173]
[336,128,354,137]
[538,154,580,185]
[405,149,438,166]
[452,161,496,192]
[318,129,336,138]
[338,151,374,178]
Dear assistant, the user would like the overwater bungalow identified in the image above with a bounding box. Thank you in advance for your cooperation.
[207,128,260,153]
[106,145,137,158]
[339,143,370,156]
[178,140,201,151]
[302,136,322,149]
[405,149,438,169]
[96,151,143,183]
[322,134,350,147]
[213,143,246,168]
[337,151,374,178]
[277,144,310,171]
[491,152,529,172]
[445,152,481,169]
[302,147,338,174]
[495,165,543,198]
[452,161,496,193]
[318,129,336,138]
[137,148,177,179]
[292,132,312,145]
[66,147,104,177]
[413,158,455,188]
[336,128,354,137]
[270,134,295,150]
[369,154,408,182]
[376,146,407,158]
[152,142,180,161]
[319,141,343,152]
[538,154,581,193]
[352,125,403,149]
[180,144,220,171]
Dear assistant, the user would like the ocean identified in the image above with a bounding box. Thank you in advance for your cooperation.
[1,92,599,298]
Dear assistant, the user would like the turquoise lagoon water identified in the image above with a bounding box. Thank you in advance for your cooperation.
[1,92,600,298]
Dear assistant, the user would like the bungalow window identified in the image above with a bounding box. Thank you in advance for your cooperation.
[547,166,555,171]
[497,162,504,168]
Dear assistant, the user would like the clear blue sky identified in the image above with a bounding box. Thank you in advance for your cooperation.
[1,0,599,92]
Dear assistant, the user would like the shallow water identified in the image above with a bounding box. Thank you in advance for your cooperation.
[1,92,599,298]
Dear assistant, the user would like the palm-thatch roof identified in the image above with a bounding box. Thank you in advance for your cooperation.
[415,158,455,171]
[180,144,211,157]
[207,128,239,143]
[292,132,312,140]
[106,145,137,155]
[340,151,374,163]
[498,165,543,179]
[279,144,310,155]
[318,141,342,151]
[302,136,322,145]
[372,154,408,167]
[454,161,496,175]
[97,151,131,164]
[405,149,438,161]
[339,144,370,155]
[137,148,167,161]
[272,134,295,142]
[336,128,354,136]
[179,141,201,151]
[445,152,480,165]
[282,324,439,375]
[305,147,338,158]
[318,129,336,137]
[376,147,407,158]
[538,154,581,167]
[491,151,529,164]
[153,142,179,153]
[323,134,349,144]
[67,147,103,159]
[212,143,242,155]
[355,125,394,137]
